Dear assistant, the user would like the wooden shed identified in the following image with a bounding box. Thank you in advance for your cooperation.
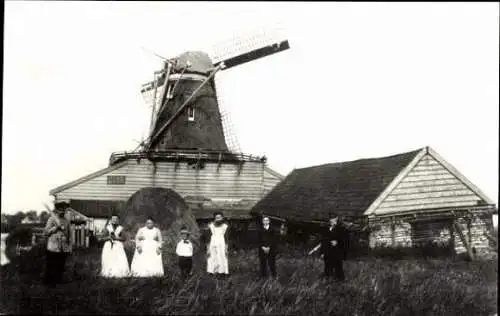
[251,147,497,258]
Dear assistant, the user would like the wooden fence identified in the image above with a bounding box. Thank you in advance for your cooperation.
[70,223,91,248]
[31,220,94,249]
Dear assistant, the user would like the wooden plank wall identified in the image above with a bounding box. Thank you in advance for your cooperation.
[376,154,483,214]
[57,160,266,202]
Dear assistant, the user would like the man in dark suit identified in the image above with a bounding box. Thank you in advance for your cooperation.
[258,216,278,278]
[308,214,349,281]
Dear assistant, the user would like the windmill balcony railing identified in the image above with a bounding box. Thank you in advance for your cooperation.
[109,149,267,166]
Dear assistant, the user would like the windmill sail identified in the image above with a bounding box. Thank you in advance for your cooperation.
[220,108,241,153]
[210,27,289,70]
[140,76,167,133]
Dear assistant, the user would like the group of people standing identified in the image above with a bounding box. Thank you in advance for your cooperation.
[42,202,234,284]
[100,211,233,278]
[42,201,171,285]
[253,213,350,280]
[43,201,349,287]
[101,216,165,278]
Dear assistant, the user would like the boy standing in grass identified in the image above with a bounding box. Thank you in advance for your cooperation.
[176,226,193,279]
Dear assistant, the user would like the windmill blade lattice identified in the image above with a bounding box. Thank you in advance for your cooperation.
[220,109,241,154]
[141,78,166,112]
[213,75,241,153]
[140,75,167,134]
[210,26,287,66]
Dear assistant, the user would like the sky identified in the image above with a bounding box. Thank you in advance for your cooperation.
[2,2,499,217]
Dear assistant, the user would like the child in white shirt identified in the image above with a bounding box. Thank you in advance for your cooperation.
[176,226,193,278]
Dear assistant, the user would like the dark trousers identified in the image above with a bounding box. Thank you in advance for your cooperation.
[44,250,68,286]
[323,254,345,281]
[259,249,276,277]
[178,256,192,278]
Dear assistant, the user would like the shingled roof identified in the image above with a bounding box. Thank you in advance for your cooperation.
[251,148,423,222]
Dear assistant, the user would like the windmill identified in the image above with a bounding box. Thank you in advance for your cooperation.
[138,28,290,153]
[50,28,290,231]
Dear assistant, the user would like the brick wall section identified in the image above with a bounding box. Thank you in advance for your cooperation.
[367,208,495,257]
[368,217,412,248]
[453,212,493,255]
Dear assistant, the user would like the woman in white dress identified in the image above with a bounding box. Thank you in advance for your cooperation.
[206,212,230,276]
[130,217,164,277]
[100,215,130,278]
[1,233,10,266]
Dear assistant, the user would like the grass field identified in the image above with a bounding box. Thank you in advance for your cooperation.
[0,243,497,316]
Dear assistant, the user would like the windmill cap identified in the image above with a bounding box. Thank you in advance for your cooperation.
[174,51,213,73]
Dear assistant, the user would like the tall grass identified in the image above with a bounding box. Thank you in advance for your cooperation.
[0,244,497,315]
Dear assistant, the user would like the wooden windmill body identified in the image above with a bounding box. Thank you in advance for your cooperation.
[50,29,289,232]
[144,51,228,151]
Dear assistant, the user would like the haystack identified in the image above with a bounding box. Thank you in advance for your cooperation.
[121,187,200,257]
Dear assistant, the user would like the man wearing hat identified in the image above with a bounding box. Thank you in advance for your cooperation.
[308,213,349,281]
[43,200,72,287]
[176,226,193,279]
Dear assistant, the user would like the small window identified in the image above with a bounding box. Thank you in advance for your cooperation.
[188,106,195,121]
[166,83,175,99]
[107,175,126,185]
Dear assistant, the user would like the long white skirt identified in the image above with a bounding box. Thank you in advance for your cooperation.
[130,240,164,277]
[1,233,10,266]
[101,240,130,278]
[207,241,229,274]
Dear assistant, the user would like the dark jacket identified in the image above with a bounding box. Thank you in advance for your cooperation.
[320,224,349,259]
[258,226,278,253]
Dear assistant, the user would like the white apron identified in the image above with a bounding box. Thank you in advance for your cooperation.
[206,223,229,274]
[100,224,130,278]
[130,227,164,277]
[1,233,10,266]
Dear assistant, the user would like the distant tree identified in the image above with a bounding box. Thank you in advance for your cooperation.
[39,211,50,224]
[1,214,9,233]
[25,210,38,222]
[7,211,25,228]
[1,213,8,224]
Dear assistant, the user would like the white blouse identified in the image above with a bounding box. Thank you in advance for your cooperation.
[176,240,193,257]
